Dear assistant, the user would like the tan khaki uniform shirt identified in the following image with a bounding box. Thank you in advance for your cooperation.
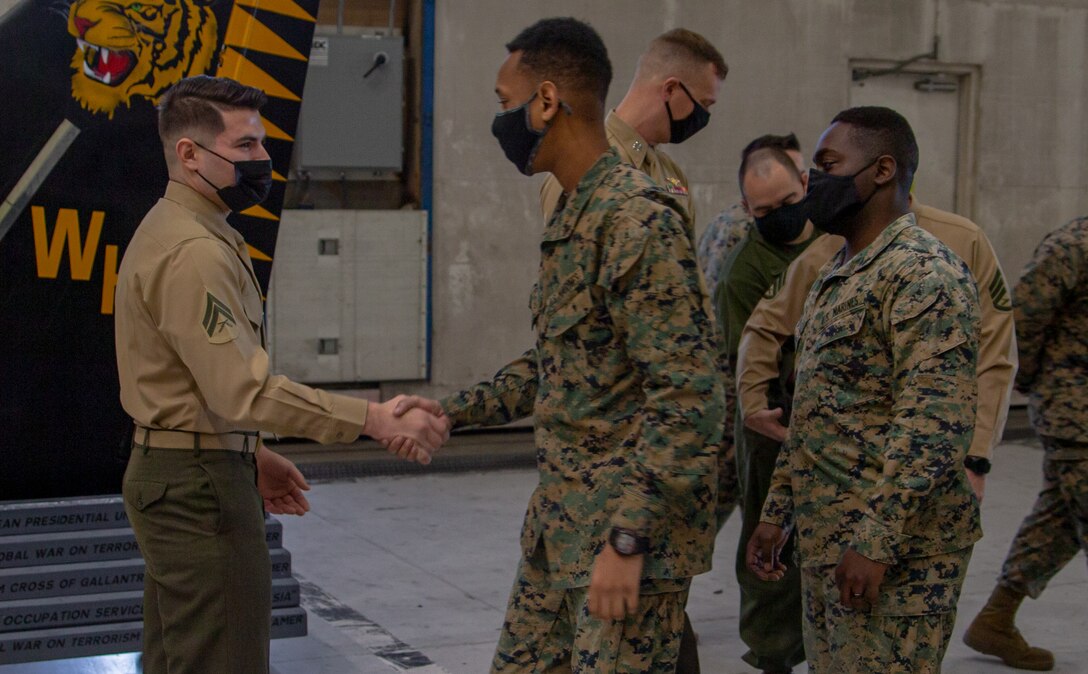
[115,181,367,444]
[737,202,1017,459]
[540,111,694,235]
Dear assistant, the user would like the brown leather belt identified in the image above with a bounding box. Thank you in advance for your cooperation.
[133,425,259,454]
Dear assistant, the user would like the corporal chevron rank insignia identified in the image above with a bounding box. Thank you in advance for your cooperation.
[988,268,1012,312]
[203,290,238,343]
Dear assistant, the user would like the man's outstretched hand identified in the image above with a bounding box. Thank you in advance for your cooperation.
[365,396,450,463]
[363,395,451,465]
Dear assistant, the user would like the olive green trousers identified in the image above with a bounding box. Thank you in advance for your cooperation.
[123,447,270,674]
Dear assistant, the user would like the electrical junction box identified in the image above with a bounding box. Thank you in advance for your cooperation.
[298,33,404,175]
[267,209,427,384]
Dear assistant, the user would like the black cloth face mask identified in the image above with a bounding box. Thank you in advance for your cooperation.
[666,81,710,144]
[754,200,808,245]
[491,92,558,176]
[194,141,273,212]
[803,158,879,236]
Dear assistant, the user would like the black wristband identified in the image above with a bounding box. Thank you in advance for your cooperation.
[964,456,992,475]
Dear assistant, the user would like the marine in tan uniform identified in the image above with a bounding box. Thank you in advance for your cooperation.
[539,28,728,240]
[115,76,449,674]
[963,216,1088,672]
[538,30,727,672]
[747,107,983,673]
[399,20,723,673]
[738,200,1016,500]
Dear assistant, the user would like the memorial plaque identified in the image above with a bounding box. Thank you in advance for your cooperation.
[0,578,299,633]
[271,606,308,639]
[0,549,292,601]
[0,520,283,569]
[0,498,128,536]
[1,606,308,663]
[0,621,143,665]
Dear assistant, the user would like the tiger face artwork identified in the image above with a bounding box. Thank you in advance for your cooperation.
[67,0,218,118]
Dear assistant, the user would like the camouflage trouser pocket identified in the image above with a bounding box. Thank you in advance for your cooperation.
[872,547,972,616]
[802,558,966,674]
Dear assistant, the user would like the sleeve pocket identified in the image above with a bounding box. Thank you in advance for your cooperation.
[125,480,167,512]
[543,286,594,338]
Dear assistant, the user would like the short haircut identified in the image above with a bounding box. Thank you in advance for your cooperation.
[741,132,800,162]
[738,147,802,195]
[644,28,728,80]
[831,106,919,188]
[506,18,612,103]
[158,75,267,145]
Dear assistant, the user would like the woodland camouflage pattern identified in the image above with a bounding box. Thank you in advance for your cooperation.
[695,200,752,526]
[801,548,971,673]
[1013,216,1088,447]
[492,556,689,672]
[761,214,983,567]
[443,149,724,588]
[996,216,1088,599]
[697,200,752,292]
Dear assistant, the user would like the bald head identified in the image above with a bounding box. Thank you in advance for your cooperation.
[740,147,806,218]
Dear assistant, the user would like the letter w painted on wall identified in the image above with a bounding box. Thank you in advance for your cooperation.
[31,206,119,314]
[32,206,101,279]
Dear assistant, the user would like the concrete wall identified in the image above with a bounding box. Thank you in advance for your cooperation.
[3,0,1086,399]
[399,0,1088,401]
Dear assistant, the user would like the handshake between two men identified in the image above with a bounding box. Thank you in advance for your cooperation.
[365,395,452,465]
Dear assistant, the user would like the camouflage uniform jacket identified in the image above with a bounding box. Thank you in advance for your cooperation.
[443,149,724,588]
[697,201,753,291]
[760,214,983,566]
[1014,216,1088,448]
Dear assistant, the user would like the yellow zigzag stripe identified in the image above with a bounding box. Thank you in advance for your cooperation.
[223,5,307,61]
[235,0,315,22]
[240,204,281,222]
[247,244,274,262]
[260,115,293,141]
[218,48,301,101]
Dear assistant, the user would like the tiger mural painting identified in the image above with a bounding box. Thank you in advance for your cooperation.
[67,0,218,118]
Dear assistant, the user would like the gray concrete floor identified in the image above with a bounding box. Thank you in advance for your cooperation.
[2,436,1084,673]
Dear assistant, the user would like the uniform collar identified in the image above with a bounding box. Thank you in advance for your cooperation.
[606,110,650,170]
[543,149,622,243]
[163,180,246,250]
[827,212,916,278]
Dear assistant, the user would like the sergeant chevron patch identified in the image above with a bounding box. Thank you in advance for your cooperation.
[989,269,1012,312]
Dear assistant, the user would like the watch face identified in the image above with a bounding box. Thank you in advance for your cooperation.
[612,531,637,555]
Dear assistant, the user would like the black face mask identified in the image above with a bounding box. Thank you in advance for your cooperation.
[491,92,559,176]
[754,200,808,245]
[194,141,273,212]
[666,81,710,144]
[803,158,879,236]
